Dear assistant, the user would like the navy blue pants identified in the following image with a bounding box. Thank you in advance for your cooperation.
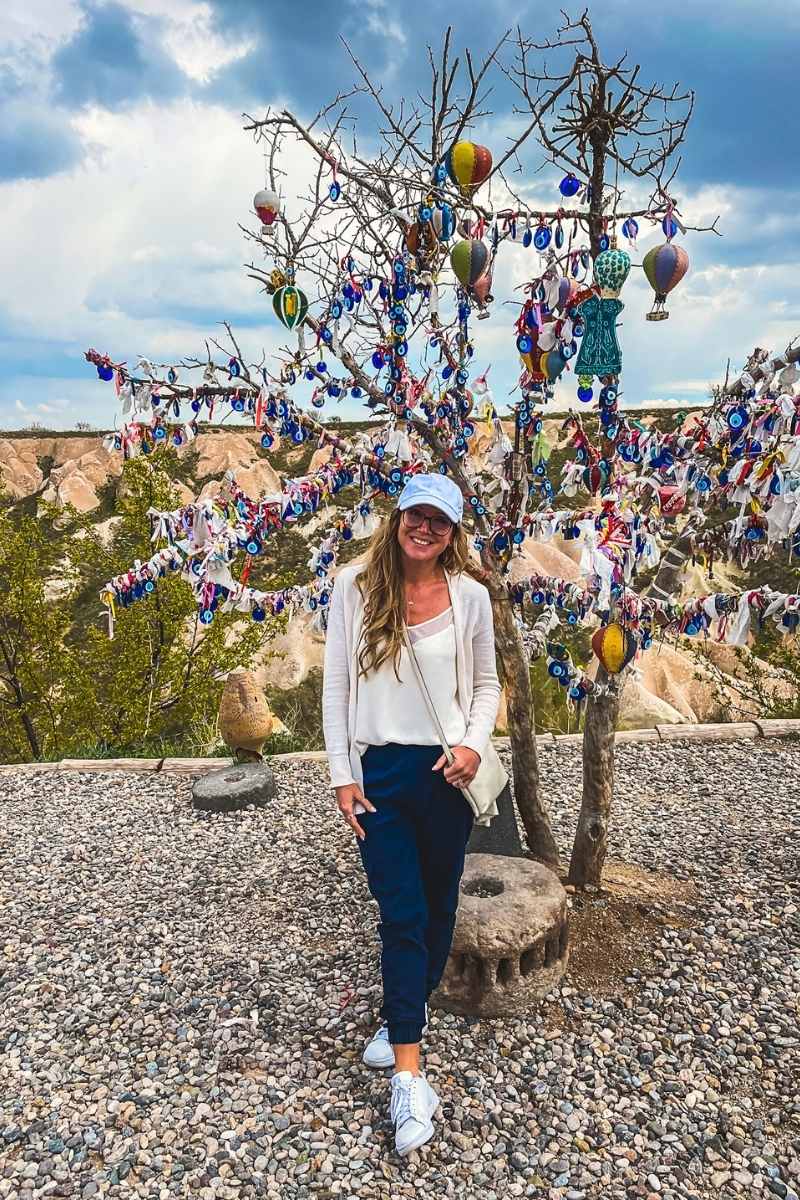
[357,743,474,1044]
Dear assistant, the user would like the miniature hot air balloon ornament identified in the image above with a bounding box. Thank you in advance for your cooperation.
[643,242,689,321]
[254,188,280,229]
[444,140,492,196]
[593,248,631,295]
[273,283,309,331]
[592,622,637,674]
[450,238,490,291]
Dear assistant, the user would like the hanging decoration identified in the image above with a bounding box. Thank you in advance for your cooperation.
[273,284,309,331]
[591,622,637,673]
[574,295,624,378]
[593,248,631,294]
[450,238,490,289]
[254,188,281,228]
[444,140,493,195]
[643,243,689,321]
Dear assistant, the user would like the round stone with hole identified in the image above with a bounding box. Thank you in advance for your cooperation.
[432,854,569,1016]
[191,763,278,812]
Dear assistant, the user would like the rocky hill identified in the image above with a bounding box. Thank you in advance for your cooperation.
[0,421,788,732]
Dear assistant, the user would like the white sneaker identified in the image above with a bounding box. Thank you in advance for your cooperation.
[390,1071,439,1156]
[362,1023,394,1069]
[362,1005,429,1070]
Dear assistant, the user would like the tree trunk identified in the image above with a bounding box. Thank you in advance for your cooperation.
[568,665,618,886]
[569,122,622,888]
[647,530,694,603]
[484,568,560,869]
[0,636,42,760]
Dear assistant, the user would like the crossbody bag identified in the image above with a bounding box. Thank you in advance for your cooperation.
[402,622,507,822]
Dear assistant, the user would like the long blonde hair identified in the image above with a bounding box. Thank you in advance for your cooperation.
[355,507,486,680]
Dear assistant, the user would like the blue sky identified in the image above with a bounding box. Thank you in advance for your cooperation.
[1,0,799,430]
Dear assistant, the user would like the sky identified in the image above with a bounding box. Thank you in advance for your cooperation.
[1,0,799,431]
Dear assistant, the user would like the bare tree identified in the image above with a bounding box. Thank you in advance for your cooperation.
[241,28,573,866]
[504,9,719,887]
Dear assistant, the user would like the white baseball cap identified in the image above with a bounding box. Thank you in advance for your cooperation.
[396,472,463,524]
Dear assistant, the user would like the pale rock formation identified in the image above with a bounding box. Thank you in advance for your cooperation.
[509,536,583,584]
[193,433,282,498]
[254,610,327,691]
[0,439,45,497]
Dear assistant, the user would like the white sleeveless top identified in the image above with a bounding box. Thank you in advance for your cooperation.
[353,607,467,753]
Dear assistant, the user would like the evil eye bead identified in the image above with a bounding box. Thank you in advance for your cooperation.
[252,606,266,622]
[329,181,341,201]
[534,226,552,250]
[517,334,534,354]
[199,609,214,625]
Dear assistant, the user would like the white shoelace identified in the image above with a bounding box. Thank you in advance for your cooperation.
[391,1076,426,1126]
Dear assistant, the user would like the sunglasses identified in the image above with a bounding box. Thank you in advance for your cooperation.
[401,507,453,537]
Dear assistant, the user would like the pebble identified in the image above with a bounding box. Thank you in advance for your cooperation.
[0,740,798,1198]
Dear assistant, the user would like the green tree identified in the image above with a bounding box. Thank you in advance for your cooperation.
[62,453,268,757]
[0,497,80,760]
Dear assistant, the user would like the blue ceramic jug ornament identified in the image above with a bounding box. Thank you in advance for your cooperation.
[574,295,624,378]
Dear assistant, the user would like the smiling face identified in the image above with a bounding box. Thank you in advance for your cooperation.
[397,503,455,567]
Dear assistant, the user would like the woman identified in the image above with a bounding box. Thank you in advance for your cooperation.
[322,472,501,1156]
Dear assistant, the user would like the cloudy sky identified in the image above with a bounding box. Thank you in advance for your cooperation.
[1,0,798,431]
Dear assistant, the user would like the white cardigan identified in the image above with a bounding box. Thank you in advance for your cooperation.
[322,561,502,797]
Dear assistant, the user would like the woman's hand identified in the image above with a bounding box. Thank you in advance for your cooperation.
[432,745,481,789]
[335,782,375,841]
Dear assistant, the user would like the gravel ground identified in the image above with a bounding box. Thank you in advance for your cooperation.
[1,738,799,1200]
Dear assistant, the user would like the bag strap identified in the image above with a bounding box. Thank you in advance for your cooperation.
[402,625,456,766]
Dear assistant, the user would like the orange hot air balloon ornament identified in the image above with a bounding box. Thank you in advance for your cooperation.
[444,140,493,196]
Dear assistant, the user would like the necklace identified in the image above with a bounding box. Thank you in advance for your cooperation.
[405,571,445,608]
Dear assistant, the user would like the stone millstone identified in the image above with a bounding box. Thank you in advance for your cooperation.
[191,764,277,813]
[432,854,568,1017]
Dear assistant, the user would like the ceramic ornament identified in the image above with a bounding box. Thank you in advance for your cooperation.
[574,295,624,377]
[593,248,631,294]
